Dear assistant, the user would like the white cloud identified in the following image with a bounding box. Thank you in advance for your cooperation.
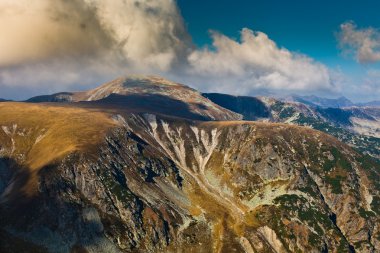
[0,0,109,67]
[0,0,192,99]
[338,21,380,63]
[186,29,338,95]
[0,0,338,99]
[0,0,189,70]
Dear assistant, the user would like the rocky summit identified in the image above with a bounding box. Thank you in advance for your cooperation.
[0,77,379,253]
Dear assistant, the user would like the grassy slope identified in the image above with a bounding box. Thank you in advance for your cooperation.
[0,102,117,196]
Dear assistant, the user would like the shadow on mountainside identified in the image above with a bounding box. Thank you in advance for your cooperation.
[203,93,270,120]
[0,157,49,252]
[0,157,117,253]
[26,93,213,121]
[87,93,210,121]
[0,130,187,253]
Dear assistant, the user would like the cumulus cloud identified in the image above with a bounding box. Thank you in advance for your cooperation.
[0,0,194,99]
[0,0,109,67]
[0,0,189,77]
[338,21,380,63]
[0,0,337,99]
[186,29,338,95]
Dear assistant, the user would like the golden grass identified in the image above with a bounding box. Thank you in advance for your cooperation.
[0,102,117,195]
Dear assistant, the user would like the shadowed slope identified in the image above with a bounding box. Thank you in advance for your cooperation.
[203,93,270,120]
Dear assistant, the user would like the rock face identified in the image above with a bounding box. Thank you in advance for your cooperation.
[0,101,379,253]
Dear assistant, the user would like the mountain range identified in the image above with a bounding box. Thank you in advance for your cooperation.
[0,76,379,253]
[203,93,380,160]
[281,95,380,109]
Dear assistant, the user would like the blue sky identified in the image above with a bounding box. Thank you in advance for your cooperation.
[178,0,376,65]
[177,0,380,101]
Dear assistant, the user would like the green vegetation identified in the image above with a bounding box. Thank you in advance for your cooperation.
[296,113,380,160]
[96,166,135,206]
[271,101,286,112]
[337,238,350,252]
[371,196,380,215]
[325,176,344,194]
[279,107,296,119]
[270,101,297,119]
[356,155,380,191]
[274,194,335,241]
[358,207,376,218]
[322,147,352,172]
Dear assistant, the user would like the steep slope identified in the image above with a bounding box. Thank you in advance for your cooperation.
[26,76,242,121]
[0,102,379,253]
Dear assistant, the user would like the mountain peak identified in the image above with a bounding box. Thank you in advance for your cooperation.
[85,75,188,101]
[26,75,242,121]
[105,75,185,89]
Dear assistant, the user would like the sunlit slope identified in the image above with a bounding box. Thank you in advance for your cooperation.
[0,102,116,196]
[126,114,380,252]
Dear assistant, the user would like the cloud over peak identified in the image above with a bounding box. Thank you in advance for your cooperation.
[0,0,337,99]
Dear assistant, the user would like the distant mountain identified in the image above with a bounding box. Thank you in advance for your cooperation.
[0,98,10,102]
[202,93,270,120]
[26,92,75,103]
[284,95,354,108]
[26,76,241,121]
[284,94,380,108]
[206,93,380,159]
[357,100,380,107]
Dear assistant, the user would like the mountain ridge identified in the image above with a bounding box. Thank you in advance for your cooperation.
[204,92,380,160]
[26,76,242,122]
[1,105,379,252]
[0,75,379,252]
[282,94,380,108]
